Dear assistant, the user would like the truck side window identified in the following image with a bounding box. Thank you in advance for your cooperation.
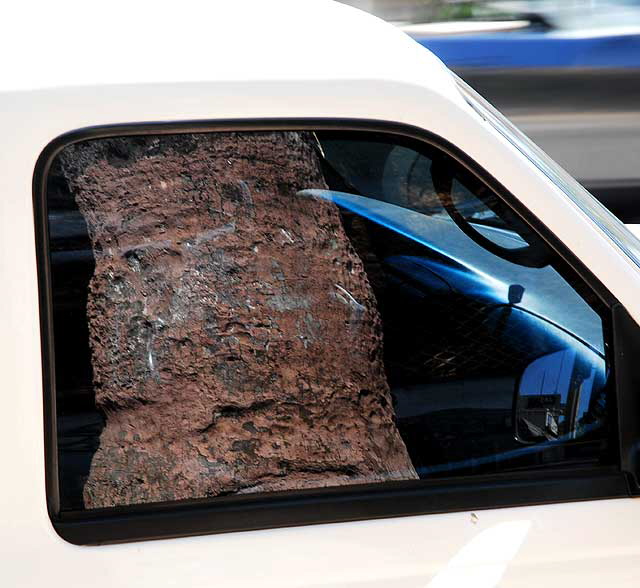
[47,130,612,512]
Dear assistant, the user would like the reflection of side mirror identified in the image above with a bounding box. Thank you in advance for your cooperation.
[514,347,605,445]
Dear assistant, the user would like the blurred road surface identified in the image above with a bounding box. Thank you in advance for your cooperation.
[460,69,640,221]
[516,111,640,184]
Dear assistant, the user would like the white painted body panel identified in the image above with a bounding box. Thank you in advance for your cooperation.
[2,0,640,586]
[627,224,640,240]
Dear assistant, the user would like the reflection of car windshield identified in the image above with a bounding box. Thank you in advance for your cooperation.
[299,183,608,477]
[300,188,603,353]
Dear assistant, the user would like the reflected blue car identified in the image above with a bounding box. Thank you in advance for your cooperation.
[301,188,608,476]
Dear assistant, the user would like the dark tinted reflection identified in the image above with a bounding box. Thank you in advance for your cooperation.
[47,172,102,510]
[318,132,612,477]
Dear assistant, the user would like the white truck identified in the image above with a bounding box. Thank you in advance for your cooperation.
[3,1,640,586]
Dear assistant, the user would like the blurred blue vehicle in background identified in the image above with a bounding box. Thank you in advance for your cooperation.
[408,2,640,68]
[385,1,640,222]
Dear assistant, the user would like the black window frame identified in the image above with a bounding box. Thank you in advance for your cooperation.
[33,119,637,546]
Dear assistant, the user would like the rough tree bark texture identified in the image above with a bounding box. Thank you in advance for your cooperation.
[55,132,417,509]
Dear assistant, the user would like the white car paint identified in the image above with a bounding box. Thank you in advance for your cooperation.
[627,224,640,240]
[1,0,640,586]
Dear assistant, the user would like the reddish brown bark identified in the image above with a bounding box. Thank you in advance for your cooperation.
[56,131,417,509]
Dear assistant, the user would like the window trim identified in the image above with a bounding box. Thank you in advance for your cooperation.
[33,119,629,546]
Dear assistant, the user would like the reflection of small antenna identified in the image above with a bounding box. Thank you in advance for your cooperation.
[509,284,525,305]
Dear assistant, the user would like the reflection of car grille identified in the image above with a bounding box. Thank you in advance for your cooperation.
[384,293,540,384]
[426,297,533,378]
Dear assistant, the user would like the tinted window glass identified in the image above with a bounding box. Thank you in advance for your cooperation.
[319,134,610,476]
[47,131,612,511]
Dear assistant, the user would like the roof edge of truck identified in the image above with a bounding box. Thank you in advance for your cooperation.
[1,0,458,100]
